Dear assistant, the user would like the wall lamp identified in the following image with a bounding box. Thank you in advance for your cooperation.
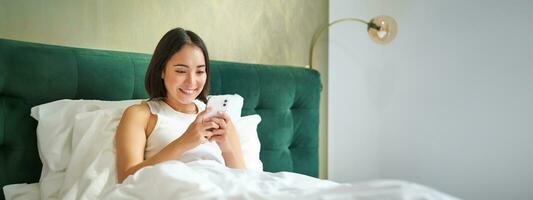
[308,15,398,69]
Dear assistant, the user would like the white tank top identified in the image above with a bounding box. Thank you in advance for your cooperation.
[144,99,225,164]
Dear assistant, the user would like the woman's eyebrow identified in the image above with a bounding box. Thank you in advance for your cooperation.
[173,64,189,67]
[172,64,206,68]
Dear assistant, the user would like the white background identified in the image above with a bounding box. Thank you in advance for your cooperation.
[328,1,533,199]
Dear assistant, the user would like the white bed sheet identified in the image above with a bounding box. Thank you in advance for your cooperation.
[4,163,458,200]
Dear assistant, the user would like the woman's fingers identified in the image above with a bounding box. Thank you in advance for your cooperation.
[209,134,222,142]
[207,117,227,129]
[217,111,232,123]
[212,128,224,136]
[203,131,214,140]
[195,109,231,144]
[195,107,211,123]
[203,121,219,130]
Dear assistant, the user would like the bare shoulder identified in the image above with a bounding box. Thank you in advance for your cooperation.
[123,102,150,116]
[118,102,153,125]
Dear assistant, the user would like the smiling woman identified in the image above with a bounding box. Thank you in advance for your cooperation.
[161,45,207,113]
[115,27,245,183]
[144,28,211,104]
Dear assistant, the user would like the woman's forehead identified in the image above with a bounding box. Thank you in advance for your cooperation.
[166,45,205,67]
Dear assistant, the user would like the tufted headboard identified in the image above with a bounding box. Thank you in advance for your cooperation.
[0,38,321,197]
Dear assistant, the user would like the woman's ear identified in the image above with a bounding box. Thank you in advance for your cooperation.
[161,72,165,79]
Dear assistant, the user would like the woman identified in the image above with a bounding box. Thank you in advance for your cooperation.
[115,28,245,183]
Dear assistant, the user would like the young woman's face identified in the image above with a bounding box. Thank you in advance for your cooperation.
[162,44,207,106]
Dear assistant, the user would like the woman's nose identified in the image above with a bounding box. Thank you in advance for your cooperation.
[185,73,195,84]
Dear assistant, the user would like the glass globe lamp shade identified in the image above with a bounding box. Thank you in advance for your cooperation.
[367,15,398,44]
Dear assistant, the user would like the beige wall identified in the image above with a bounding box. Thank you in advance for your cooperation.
[0,0,329,178]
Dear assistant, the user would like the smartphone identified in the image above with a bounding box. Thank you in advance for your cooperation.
[205,96,229,119]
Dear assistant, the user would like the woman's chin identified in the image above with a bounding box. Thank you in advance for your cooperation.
[177,98,196,105]
[182,99,196,105]
[167,95,196,105]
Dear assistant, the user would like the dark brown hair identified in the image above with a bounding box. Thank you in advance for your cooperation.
[145,27,210,103]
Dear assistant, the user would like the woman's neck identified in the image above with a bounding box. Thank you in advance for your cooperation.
[163,98,198,114]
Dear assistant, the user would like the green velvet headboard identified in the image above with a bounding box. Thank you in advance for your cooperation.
[0,38,321,198]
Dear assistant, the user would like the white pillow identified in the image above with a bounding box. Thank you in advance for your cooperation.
[3,183,40,200]
[30,99,142,199]
[31,99,141,171]
[59,107,124,199]
[235,115,263,171]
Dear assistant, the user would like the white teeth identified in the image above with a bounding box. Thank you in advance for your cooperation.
[181,89,195,94]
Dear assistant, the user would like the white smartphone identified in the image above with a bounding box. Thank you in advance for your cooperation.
[205,95,229,119]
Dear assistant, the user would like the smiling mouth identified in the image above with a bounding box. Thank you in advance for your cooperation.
[179,88,196,95]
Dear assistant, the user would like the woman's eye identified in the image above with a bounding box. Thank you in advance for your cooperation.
[196,70,206,74]
[175,70,186,73]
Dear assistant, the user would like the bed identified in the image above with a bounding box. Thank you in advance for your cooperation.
[0,38,458,200]
[0,38,320,199]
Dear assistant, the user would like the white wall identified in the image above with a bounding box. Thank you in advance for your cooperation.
[328,1,533,199]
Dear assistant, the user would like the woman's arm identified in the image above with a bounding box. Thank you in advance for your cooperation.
[115,104,218,183]
[115,104,186,183]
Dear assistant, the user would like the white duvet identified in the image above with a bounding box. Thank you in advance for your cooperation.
[6,159,459,200]
[101,160,458,200]
[3,100,460,200]
[5,159,459,200]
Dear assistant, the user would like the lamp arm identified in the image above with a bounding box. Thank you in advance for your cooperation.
[308,18,369,70]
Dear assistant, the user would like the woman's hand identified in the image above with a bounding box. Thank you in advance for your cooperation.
[175,107,219,150]
[207,111,246,169]
[207,111,240,153]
